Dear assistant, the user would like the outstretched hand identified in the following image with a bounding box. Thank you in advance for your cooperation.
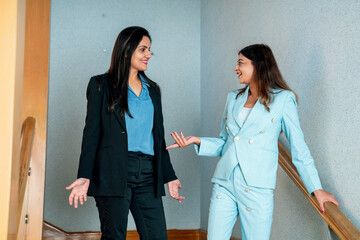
[313,189,339,213]
[66,178,90,208]
[167,179,185,203]
[166,131,200,150]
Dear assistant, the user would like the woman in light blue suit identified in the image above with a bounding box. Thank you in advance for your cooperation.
[167,44,339,240]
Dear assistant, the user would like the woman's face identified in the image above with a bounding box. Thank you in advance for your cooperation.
[130,36,152,72]
[234,53,255,85]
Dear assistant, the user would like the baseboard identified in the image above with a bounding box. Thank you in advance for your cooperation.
[43,221,240,240]
[120,229,199,240]
[199,230,240,240]
[199,229,207,240]
[43,221,199,239]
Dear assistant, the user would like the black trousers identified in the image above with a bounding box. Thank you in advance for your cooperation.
[94,152,167,240]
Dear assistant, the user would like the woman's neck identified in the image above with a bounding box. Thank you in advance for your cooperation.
[248,83,259,98]
[128,69,140,85]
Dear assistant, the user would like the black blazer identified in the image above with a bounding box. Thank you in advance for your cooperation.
[77,73,177,197]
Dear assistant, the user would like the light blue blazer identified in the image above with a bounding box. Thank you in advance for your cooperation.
[195,87,323,195]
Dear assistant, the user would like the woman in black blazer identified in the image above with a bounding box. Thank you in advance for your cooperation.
[66,26,184,240]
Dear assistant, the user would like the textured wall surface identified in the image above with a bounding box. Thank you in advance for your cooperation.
[200,1,360,239]
[46,0,200,232]
[46,0,360,238]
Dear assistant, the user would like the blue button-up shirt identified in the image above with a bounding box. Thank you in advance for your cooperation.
[125,75,154,155]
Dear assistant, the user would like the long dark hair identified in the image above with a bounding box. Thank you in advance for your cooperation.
[237,44,297,111]
[108,26,159,118]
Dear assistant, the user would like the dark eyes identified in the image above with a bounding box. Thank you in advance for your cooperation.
[139,48,150,52]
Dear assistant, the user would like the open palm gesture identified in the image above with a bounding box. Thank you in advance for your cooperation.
[166,131,200,149]
[66,178,90,208]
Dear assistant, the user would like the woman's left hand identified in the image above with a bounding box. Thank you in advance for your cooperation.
[167,179,185,203]
[313,189,339,213]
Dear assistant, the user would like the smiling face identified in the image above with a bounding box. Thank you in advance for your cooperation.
[234,53,255,85]
[130,36,152,72]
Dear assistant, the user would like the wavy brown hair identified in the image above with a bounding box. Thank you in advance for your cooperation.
[236,44,297,111]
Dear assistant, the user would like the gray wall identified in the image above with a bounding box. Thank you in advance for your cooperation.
[46,0,360,238]
[45,0,200,232]
[200,0,360,239]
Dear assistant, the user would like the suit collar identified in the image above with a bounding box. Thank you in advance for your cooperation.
[101,74,126,131]
[232,86,266,129]
[114,107,126,131]
[147,85,160,122]
[232,86,249,128]
[139,74,150,87]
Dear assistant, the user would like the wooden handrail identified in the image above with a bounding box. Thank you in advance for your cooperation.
[278,142,360,240]
[17,117,36,235]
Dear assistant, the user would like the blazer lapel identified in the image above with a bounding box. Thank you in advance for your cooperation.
[241,98,264,130]
[232,87,249,128]
[232,86,269,130]
[102,75,127,131]
[147,85,160,134]
[113,106,127,131]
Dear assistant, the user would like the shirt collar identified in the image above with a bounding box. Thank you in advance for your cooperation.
[139,74,150,88]
[127,74,150,99]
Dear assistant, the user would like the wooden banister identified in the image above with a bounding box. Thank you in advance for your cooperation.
[278,142,360,240]
[17,117,36,237]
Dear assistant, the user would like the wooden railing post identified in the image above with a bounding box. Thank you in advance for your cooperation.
[16,117,36,240]
[21,0,51,239]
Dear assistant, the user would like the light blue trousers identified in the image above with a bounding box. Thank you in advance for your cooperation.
[208,164,274,240]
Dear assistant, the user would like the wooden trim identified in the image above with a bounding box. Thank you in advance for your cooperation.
[43,221,201,240]
[17,117,36,237]
[43,221,101,239]
[199,229,240,240]
[43,221,242,240]
[166,229,200,240]
[278,142,360,240]
[1,0,26,239]
[20,0,51,239]
[199,230,207,240]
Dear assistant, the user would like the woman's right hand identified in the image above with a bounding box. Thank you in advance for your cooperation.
[66,178,90,208]
[166,131,200,150]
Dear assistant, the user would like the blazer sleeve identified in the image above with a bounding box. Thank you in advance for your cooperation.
[158,96,177,183]
[281,91,323,195]
[161,138,178,183]
[77,77,102,180]
[194,93,230,156]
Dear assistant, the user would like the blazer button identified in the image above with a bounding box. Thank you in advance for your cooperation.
[216,195,221,199]
[245,188,250,192]
[260,131,265,134]
[249,139,253,144]
[271,118,276,122]
[235,136,240,141]
[246,207,251,212]
[226,126,229,130]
